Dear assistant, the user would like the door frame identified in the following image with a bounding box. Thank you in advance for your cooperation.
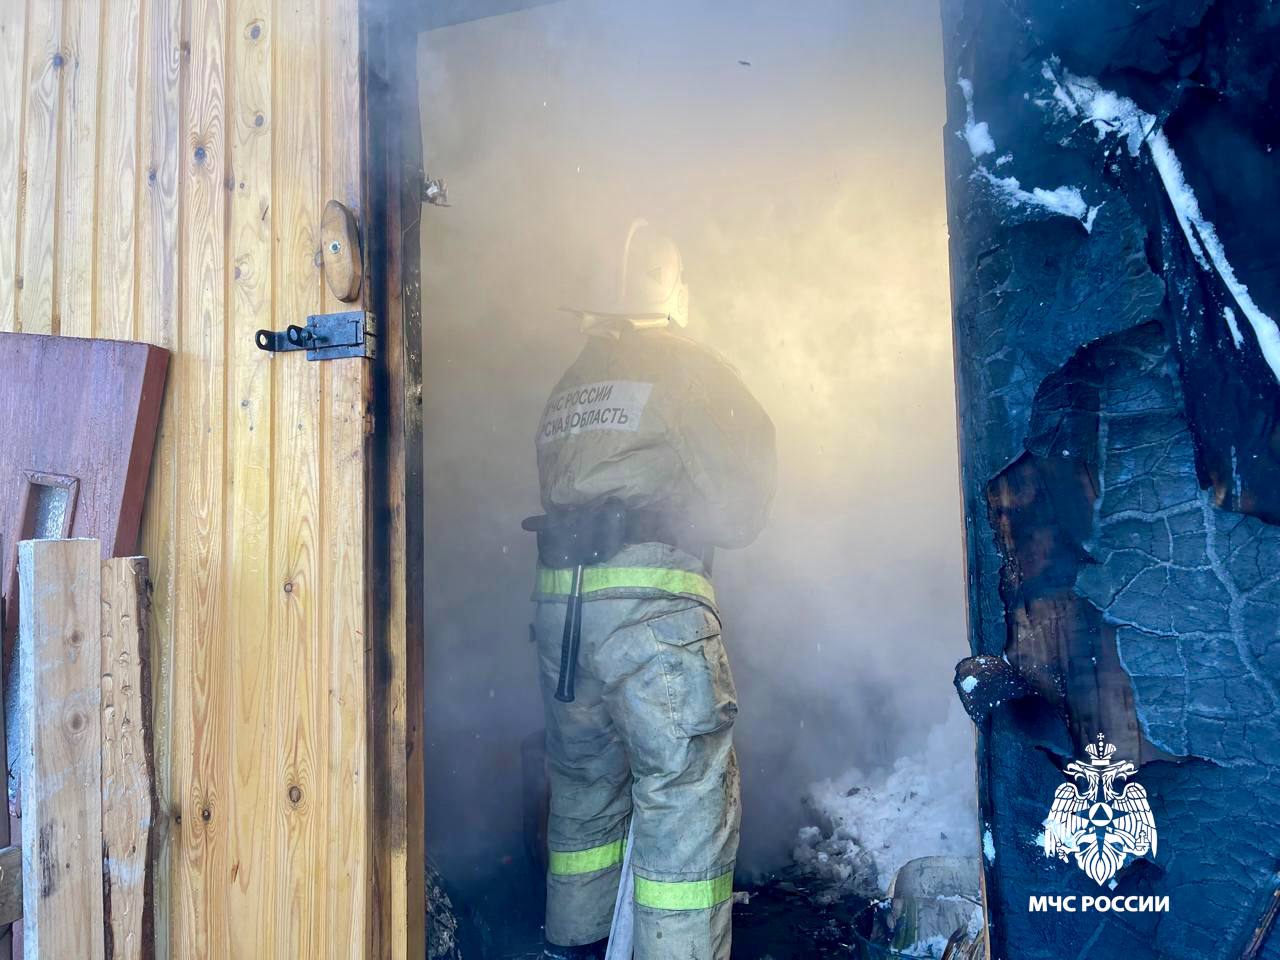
[360,0,427,954]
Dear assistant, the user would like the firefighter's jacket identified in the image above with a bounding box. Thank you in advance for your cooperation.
[535,327,776,551]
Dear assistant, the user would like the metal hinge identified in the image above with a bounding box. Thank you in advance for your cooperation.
[255,310,376,360]
[421,171,450,207]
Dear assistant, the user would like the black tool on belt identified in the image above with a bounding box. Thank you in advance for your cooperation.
[522,499,705,703]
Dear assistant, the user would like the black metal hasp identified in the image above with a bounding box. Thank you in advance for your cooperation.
[254,310,377,360]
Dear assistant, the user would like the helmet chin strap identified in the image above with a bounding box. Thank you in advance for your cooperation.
[620,315,672,331]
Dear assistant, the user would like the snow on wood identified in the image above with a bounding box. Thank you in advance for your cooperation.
[1042,63,1280,384]
[958,73,1099,231]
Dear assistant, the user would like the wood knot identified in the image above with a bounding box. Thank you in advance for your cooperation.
[287,785,302,806]
[200,807,212,822]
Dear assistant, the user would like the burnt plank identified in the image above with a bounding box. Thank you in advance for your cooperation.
[101,557,157,960]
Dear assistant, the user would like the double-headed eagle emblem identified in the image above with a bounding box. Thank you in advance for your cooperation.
[1043,734,1157,886]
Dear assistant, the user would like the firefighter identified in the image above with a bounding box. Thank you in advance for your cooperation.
[527,221,776,960]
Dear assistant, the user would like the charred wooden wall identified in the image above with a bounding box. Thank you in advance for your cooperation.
[942,1,1280,957]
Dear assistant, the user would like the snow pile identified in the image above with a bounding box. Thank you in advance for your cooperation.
[793,701,980,899]
[1224,307,1245,349]
[977,174,1092,225]
[1040,61,1280,385]
[957,73,1099,231]
[957,77,996,158]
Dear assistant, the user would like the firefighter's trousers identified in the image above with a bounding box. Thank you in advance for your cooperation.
[535,594,740,960]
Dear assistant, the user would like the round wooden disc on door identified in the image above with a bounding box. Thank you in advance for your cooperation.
[320,200,363,303]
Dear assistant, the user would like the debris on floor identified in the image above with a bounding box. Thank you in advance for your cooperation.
[855,893,984,960]
[866,855,984,958]
[428,860,464,960]
[729,872,867,959]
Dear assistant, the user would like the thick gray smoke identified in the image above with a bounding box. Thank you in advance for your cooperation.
[418,0,966,888]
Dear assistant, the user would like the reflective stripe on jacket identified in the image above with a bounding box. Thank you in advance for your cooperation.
[531,542,717,610]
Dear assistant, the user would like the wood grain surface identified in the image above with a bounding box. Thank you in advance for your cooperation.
[0,0,412,955]
[101,556,158,960]
[363,3,426,956]
[17,538,106,960]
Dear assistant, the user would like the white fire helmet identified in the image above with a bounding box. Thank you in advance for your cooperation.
[572,220,690,333]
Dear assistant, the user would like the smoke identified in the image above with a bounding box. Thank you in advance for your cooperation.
[418,0,966,891]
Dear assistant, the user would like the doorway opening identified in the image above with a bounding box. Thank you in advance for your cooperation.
[415,2,975,956]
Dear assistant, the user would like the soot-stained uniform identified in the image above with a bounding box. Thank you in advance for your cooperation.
[533,327,775,959]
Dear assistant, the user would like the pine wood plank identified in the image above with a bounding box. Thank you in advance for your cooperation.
[101,556,158,960]
[93,0,143,341]
[320,365,370,960]
[174,0,232,953]
[53,0,102,339]
[16,0,63,334]
[16,538,105,960]
[0,1,28,334]
[224,0,282,952]
[132,1,182,954]
[271,0,325,952]
[320,0,373,952]
[394,16,426,959]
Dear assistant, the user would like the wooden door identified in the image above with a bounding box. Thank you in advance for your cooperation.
[0,0,422,957]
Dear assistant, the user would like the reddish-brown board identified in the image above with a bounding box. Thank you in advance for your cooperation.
[0,333,168,657]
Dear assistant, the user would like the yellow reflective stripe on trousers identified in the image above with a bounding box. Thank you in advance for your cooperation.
[548,838,626,876]
[633,871,734,911]
[536,566,715,605]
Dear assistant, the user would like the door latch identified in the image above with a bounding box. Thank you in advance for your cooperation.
[255,310,376,360]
